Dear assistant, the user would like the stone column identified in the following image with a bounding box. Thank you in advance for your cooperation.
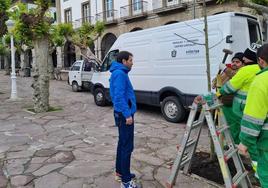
[56,47,63,68]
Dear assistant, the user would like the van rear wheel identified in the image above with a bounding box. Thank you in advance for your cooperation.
[161,96,186,123]
[94,88,106,106]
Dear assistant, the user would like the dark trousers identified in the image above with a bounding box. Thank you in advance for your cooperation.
[114,111,134,183]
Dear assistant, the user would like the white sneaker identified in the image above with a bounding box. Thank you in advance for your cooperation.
[121,180,138,188]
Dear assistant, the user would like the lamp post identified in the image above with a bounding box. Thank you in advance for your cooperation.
[6,19,17,100]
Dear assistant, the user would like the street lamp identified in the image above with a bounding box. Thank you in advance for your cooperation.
[6,19,17,100]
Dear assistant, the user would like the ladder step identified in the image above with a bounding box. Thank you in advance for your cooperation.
[181,155,191,167]
[191,120,203,130]
[216,125,229,136]
[232,170,248,187]
[186,138,198,149]
[208,103,223,110]
[223,148,238,162]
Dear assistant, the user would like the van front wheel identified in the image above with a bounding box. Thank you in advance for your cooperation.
[161,96,186,123]
[94,88,106,106]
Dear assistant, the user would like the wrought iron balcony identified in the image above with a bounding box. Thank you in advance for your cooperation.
[73,16,94,29]
[120,1,148,21]
[153,0,187,14]
[96,10,118,25]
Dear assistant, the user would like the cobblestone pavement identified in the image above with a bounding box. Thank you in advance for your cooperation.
[0,71,216,188]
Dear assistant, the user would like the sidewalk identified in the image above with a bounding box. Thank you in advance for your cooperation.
[0,71,215,188]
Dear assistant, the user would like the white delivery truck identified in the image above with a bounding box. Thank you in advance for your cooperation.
[91,12,262,123]
[68,60,94,92]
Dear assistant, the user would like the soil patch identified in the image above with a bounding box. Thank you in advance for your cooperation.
[190,152,260,187]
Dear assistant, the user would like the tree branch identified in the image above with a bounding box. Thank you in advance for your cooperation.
[238,0,268,14]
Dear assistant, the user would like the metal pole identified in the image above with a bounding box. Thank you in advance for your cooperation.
[10,34,17,99]
[95,0,99,58]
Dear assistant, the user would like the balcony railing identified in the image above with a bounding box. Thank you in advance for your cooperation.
[73,16,94,29]
[120,1,148,21]
[153,0,187,14]
[96,10,118,25]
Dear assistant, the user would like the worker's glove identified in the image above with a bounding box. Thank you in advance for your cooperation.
[219,63,226,71]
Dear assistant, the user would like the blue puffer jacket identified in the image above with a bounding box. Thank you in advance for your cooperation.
[109,61,137,118]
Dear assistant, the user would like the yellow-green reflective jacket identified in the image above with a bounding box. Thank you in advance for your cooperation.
[219,64,260,117]
[239,67,268,151]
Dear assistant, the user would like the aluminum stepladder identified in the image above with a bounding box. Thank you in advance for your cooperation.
[166,98,252,188]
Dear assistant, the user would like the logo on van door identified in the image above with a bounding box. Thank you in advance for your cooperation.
[171,50,177,57]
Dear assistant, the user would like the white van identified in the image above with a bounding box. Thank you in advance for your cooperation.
[68,60,93,92]
[91,12,262,122]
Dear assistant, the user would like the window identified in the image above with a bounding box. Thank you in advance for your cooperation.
[101,50,119,72]
[248,19,262,45]
[105,0,113,17]
[71,61,81,71]
[133,0,142,11]
[64,8,72,23]
[82,2,90,23]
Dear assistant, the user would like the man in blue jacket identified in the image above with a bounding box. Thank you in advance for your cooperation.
[110,51,138,188]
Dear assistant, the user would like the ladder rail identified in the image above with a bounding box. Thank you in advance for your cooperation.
[183,109,205,174]
[166,102,200,187]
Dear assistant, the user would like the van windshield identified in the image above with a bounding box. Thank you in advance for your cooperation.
[101,50,119,72]
[248,19,262,44]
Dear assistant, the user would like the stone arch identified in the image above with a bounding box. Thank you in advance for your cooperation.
[101,33,117,60]
[52,49,57,67]
[64,41,76,68]
[24,49,32,68]
[130,27,143,32]
[165,21,179,25]
[15,51,21,68]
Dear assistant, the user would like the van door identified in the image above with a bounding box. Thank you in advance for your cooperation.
[92,50,119,106]
[81,60,93,82]
[69,61,82,87]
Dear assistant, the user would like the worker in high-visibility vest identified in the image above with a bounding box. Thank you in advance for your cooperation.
[213,52,244,145]
[218,48,260,168]
[238,43,268,187]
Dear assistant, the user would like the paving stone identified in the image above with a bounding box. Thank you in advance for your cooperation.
[24,163,43,173]
[34,149,57,157]
[133,153,165,166]
[34,172,67,188]
[6,150,35,159]
[32,163,65,176]
[61,179,84,188]
[0,124,15,132]
[0,145,10,154]
[63,140,83,147]
[10,175,34,186]
[60,161,113,178]
[6,158,30,176]
[0,176,8,188]
[46,151,74,164]
[30,157,49,164]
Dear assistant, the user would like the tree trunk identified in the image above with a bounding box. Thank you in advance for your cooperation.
[20,51,25,72]
[203,0,216,161]
[4,53,10,75]
[48,52,55,80]
[32,38,50,113]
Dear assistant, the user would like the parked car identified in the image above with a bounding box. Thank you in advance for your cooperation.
[68,60,94,92]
